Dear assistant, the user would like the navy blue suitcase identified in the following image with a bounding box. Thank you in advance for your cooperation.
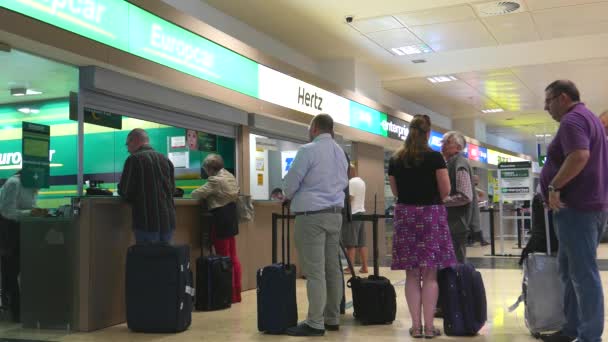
[438,263,487,336]
[126,243,194,333]
[257,205,297,334]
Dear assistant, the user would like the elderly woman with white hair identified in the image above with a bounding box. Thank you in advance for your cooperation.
[192,154,242,303]
[441,131,478,263]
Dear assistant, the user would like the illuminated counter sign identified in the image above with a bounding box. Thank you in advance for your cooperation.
[22,121,50,188]
[0,0,259,97]
[257,65,350,126]
[498,161,533,201]
[349,102,387,136]
[428,131,443,152]
[381,116,409,141]
[487,148,526,166]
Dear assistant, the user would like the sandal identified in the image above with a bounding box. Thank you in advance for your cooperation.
[409,326,423,338]
[423,326,441,339]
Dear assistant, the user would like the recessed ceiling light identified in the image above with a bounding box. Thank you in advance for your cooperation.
[427,75,458,83]
[18,107,39,114]
[535,134,551,138]
[391,44,432,56]
[482,108,504,113]
[10,87,42,96]
[25,89,42,95]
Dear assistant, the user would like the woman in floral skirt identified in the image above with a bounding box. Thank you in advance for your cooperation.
[388,114,457,338]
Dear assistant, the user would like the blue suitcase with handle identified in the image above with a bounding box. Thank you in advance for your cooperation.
[257,205,297,334]
[438,263,487,336]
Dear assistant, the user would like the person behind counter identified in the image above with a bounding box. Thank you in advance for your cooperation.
[118,128,176,244]
[191,154,242,303]
[0,170,47,322]
[270,188,285,201]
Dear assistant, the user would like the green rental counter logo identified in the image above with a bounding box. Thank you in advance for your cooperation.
[0,0,129,49]
[0,0,258,97]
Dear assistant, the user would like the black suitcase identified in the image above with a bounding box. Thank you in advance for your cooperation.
[126,243,194,333]
[195,254,233,311]
[257,204,298,334]
[344,207,396,325]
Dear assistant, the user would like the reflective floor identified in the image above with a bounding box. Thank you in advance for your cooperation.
[1,242,608,341]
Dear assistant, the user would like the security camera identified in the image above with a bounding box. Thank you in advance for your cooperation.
[345,16,354,24]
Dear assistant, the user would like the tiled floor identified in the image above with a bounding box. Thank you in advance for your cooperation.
[3,243,608,341]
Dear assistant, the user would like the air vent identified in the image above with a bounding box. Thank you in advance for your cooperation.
[474,1,525,17]
[412,59,427,64]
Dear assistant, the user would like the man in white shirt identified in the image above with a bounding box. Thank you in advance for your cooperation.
[341,164,368,274]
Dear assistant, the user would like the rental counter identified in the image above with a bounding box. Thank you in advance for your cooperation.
[19,197,299,332]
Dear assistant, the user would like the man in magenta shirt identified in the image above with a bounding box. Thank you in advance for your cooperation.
[540,80,608,342]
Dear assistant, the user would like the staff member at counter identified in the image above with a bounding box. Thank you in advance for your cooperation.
[191,154,242,303]
[0,171,46,322]
[118,128,176,244]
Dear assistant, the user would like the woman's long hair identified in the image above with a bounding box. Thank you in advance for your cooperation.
[393,114,432,167]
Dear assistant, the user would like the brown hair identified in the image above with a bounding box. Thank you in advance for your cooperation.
[393,114,432,167]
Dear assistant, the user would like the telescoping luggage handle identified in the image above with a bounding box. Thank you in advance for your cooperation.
[271,203,295,265]
[543,209,551,256]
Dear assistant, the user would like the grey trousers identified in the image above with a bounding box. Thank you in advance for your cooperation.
[294,212,343,330]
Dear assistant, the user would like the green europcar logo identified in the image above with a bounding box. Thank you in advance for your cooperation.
[0,0,130,49]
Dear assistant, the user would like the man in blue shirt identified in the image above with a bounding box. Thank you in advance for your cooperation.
[284,114,349,336]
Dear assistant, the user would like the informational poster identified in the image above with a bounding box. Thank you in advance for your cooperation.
[257,173,264,186]
[21,122,50,188]
[197,132,217,152]
[168,151,189,168]
[171,136,186,149]
[498,161,533,201]
[255,157,265,171]
[185,129,217,152]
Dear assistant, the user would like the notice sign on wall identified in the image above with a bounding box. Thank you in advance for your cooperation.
[22,122,50,188]
[498,161,533,201]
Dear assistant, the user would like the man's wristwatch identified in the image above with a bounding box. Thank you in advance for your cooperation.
[548,185,560,192]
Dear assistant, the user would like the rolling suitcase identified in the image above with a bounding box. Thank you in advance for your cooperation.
[195,218,233,311]
[510,209,565,338]
[438,263,487,336]
[195,255,232,311]
[344,203,396,325]
[257,204,298,334]
[126,243,194,333]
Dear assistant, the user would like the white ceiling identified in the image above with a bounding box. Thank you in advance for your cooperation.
[0,49,77,105]
[203,0,608,143]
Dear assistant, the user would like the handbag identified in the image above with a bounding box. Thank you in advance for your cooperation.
[236,194,254,223]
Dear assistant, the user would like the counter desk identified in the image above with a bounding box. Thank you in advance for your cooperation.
[19,197,300,332]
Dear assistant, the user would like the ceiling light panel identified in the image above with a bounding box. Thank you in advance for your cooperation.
[394,5,476,26]
[391,44,433,56]
[482,108,504,113]
[18,107,39,114]
[427,75,458,83]
[349,16,403,33]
